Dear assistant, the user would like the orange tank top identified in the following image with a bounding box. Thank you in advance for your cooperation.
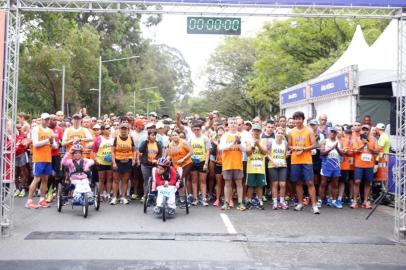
[290,127,313,165]
[32,127,52,163]
[340,137,354,170]
[115,136,134,160]
[65,127,87,153]
[222,132,243,171]
[169,139,192,169]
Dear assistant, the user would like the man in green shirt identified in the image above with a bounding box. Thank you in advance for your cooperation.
[376,123,391,153]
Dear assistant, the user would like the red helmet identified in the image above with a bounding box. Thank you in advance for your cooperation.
[157,157,170,168]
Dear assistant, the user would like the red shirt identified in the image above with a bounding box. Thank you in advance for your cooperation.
[155,167,177,187]
[16,134,27,156]
[52,126,64,157]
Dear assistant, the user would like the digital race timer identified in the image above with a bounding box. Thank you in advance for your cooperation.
[187,17,241,35]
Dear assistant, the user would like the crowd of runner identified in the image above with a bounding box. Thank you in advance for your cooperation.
[14,109,391,214]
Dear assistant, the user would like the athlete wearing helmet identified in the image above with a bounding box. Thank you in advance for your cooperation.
[154,157,177,215]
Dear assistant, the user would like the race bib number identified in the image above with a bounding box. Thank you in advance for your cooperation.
[251,160,263,168]
[361,153,372,162]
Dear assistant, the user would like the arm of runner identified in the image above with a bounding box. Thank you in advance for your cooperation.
[258,140,268,155]
[31,128,51,148]
[246,140,253,156]
[305,129,316,151]
[175,112,184,132]
[111,138,117,169]
[319,140,329,155]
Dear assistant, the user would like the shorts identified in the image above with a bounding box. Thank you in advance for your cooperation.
[192,161,206,173]
[354,167,375,183]
[246,173,266,187]
[222,169,244,181]
[290,164,314,182]
[52,155,63,178]
[269,167,287,182]
[97,164,112,171]
[33,162,53,177]
[15,153,28,167]
[312,150,321,174]
[340,170,354,183]
[215,164,222,175]
[115,159,133,173]
[321,168,341,178]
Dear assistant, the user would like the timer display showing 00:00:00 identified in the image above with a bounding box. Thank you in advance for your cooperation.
[188,18,240,33]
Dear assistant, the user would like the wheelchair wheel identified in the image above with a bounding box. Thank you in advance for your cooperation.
[94,183,100,211]
[183,178,189,215]
[83,193,89,218]
[162,199,166,222]
[57,183,63,212]
[144,177,152,214]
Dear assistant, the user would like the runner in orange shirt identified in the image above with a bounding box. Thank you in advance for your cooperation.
[288,111,319,214]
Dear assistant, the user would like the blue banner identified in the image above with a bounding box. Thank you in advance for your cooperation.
[134,0,405,7]
[281,87,306,105]
[311,73,350,98]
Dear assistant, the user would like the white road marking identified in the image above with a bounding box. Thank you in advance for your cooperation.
[220,213,237,234]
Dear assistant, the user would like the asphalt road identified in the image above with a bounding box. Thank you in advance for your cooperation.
[1,197,405,270]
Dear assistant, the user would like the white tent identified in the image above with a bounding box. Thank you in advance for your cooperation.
[321,25,370,77]
[358,19,398,86]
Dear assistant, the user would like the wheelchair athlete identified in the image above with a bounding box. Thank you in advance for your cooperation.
[153,157,178,216]
[62,144,94,201]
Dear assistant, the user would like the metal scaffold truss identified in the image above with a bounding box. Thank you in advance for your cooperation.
[16,0,402,18]
[0,0,406,243]
[0,0,19,236]
[395,17,406,241]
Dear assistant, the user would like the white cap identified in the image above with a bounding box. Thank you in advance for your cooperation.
[93,124,101,129]
[376,123,385,130]
[41,113,50,119]
[156,121,165,129]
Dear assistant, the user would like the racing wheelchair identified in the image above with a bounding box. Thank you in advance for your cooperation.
[143,161,189,222]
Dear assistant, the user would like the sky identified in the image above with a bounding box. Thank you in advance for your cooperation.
[141,15,276,95]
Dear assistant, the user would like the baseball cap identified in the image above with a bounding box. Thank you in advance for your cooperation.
[120,123,129,129]
[252,124,262,131]
[40,113,50,119]
[149,112,158,117]
[362,124,370,130]
[72,113,82,119]
[244,120,252,126]
[134,119,146,127]
[376,123,385,130]
[156,122,165,129]
[93,124,101,129]
[146,122,156,129]
[309,119,318,125]
[329,127,339,133]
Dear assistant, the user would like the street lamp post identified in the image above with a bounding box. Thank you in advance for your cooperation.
[93,55,140,118]
[49,65,65,113]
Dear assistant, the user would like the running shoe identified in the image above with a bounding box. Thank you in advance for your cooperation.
[187,194,193,204]
[221,202,230,210]
[262,195,268,202]
[312,205,320,214]
[121,197,129,205]
[294,203,304,211]
[257,200,264,210]
[18,189,26,197]
[362,202,372,209]
[140,196,145,203]
[303,197,309,206]
[202,199,209,207]
[110,197,118,205]
[272,203,278,210]
[179,201,187,209]
[326,198,333,208]
[279,202,289,210]
[332,200,343,209]
[131,194,138,200]
[289,198,297,207]
[25,200,39,209]
[245,200,252,210]
[14,189,20,197]
[236,203,246,211]
[350,202,358,209]
[38,200,50,208]
[191,200,198,206]
[229,200,234,208]
[316,200,322,208]
[213,199,221,207]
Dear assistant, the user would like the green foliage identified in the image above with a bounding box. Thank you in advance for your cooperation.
[198,18,389,118]
[18,12,192,117]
